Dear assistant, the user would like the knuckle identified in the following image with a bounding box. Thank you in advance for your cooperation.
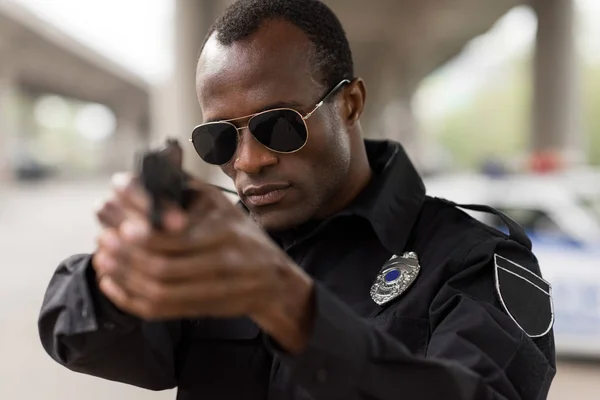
[104,197,119,210]
[93,251,117,274]
[98,230,121,255]
[96,197,114,213]
[96,198,126,229]
[218,262,234,281]
[97,229,111,246]
[222,249,241,269]
[95,204,107,219]
[145,281,169,304]
[112,173,133,192]
[91,252,105,272]
[148,256,170,279]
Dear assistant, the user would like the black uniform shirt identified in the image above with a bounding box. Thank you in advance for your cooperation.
[38,140,556,400]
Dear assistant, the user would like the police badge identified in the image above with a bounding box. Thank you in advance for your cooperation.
[370,252,421,305]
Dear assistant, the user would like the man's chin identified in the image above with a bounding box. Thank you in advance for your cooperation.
[248,205,309,233]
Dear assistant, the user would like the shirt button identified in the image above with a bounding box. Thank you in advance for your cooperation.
[81,308,89,318]
[103,322,115,330]
[316,368,328,384]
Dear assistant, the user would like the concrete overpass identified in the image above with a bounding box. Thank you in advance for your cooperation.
[0,0,581,181]
[153,0,581,179]
[0,0,151,180]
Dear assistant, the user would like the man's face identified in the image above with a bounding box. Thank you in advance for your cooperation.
[196,19,353,231]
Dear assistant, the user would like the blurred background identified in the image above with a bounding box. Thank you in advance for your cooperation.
[0,0,599,398]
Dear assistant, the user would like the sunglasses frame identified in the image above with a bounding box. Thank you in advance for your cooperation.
[190,79,351,165]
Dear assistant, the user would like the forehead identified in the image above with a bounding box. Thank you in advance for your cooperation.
[196,19,320,120]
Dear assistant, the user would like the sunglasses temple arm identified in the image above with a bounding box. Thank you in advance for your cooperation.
[303,102,324,120]
[303,79,351,120]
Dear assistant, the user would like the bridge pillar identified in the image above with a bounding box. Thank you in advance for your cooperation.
[101,105,146,174]
[532,0,583,164]
[356,43,423,168]
[0,64,18,181]
[153,0,226,183]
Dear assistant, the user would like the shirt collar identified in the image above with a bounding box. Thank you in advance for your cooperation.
[341,139,426,254]
[267,139,426,254]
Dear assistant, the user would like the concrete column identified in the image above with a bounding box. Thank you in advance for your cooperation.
[0,67,18,181]
[153,0,224,181]
[532,0,583,164]
[104,109,145,174]
[356,43,422,168]
[378,96,421,166]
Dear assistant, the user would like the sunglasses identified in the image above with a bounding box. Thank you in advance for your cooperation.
[189,79,351,166]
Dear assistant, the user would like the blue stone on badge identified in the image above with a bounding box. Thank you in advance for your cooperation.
[384,269,401,282]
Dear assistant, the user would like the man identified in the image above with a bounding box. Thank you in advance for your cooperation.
[38,0,556,399]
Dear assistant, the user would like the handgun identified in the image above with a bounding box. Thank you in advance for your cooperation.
[138,138,194,230]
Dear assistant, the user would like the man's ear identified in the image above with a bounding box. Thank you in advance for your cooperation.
[342,78,366,126]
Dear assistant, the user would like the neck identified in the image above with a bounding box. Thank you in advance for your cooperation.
[314,136,372,219]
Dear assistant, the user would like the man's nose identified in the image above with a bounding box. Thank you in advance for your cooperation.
[233,129,278,174]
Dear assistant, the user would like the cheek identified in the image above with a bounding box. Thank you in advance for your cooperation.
[306,115,349,167]
[293,136,348,194]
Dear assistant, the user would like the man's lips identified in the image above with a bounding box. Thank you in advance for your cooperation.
[241,183,291,207]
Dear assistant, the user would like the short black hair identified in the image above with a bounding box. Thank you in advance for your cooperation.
[201,0,354,91]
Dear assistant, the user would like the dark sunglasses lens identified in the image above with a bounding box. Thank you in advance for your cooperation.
[248,109,307,153]
[192,123,238,165]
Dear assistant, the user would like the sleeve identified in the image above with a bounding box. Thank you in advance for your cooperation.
[266,239,556,400]
[38,254,183,391]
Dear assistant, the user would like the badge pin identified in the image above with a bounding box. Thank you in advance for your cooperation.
[370,252,420,306]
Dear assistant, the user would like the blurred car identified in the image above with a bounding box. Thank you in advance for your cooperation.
[425,170,600,358]
[12,152,56,182]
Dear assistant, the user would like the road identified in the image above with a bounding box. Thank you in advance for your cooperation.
[0,178,598,399]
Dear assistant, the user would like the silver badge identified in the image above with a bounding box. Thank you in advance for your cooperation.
[370,252,420,305]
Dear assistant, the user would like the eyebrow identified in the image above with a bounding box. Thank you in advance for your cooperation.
[203,100,306,124]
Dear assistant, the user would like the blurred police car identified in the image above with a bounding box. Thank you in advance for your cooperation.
[425,169,600,358]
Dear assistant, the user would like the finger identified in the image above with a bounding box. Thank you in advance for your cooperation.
[161,206,189,234]
[97,276,157,319]
[109,253,164,300]
[94,227,135,281]
[94,233,175,321]
[99,270,187,320]
[96,198,126,229]
[154,278,260,317]
[152,186,210,234]
[126,246,244,283]
[92,250,119,278]
[112,173,151,215]
[113,267,258,318]
[119,215,231,254]
[96,247,178,317]
[106,246,265,318]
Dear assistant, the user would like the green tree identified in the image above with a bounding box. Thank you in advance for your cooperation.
[424,57,600,169]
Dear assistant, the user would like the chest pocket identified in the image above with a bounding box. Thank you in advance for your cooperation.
[371,313,430,357]
[188,317,261,341]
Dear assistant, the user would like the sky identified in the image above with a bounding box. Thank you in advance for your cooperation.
[8,0,174,82]
[7,0,600,120]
